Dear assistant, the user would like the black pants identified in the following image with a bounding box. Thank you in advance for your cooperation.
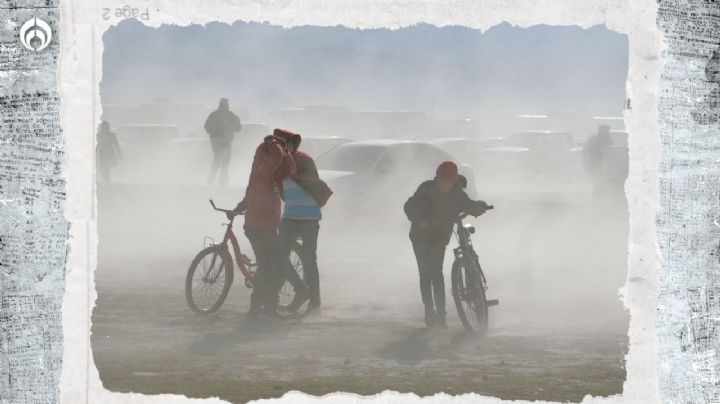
[411,237,447,318]
[208,140,231,185]
[245,228,283,313]
[278,219,321,307]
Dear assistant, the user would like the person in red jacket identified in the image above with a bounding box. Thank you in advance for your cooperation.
[233,129,296,319]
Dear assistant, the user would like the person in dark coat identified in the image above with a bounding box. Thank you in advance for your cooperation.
[233,130,296,319]
[96,121,122,183]
[582,124,612,199]
[204,98,242,186]
[404,161,489,328]
[273,129,333,314]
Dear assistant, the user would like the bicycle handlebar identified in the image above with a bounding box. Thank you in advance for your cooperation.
[458,204,494,220]
[209,198,244,217]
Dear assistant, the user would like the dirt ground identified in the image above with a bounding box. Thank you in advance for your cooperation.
[92,182,629,403]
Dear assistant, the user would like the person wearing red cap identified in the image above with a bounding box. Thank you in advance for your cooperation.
[233,129,296,319]
[403,161,489,328]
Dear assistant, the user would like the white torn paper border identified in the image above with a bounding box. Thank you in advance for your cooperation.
[56,0,665,403]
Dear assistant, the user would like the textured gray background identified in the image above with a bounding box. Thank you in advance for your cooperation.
[657,1,720,403]
[0,2,66,404]
[1,0,717,402]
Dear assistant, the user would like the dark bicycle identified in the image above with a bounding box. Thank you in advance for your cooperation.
[451,205,499,335]
[185,199,305,315]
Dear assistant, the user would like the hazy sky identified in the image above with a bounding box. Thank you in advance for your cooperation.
[101,20,628,118]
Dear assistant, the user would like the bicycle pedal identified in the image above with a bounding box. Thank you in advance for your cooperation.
[486,299,499,307]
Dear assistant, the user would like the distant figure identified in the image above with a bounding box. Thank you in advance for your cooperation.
[204,98,242,186]
[404,161,489,329]
[582,124,612,198]
[96,121,122,183]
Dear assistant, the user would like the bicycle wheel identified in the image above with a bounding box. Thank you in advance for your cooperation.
[451,257,489,335]
[278,242,309,314]
[185,245,233,315]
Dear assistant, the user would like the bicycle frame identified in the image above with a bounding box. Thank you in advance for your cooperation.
[452,217,488,292]
[207,199,256,287]
[220,216,256,286]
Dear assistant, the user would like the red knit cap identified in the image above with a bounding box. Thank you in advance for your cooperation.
[436,161,459,183]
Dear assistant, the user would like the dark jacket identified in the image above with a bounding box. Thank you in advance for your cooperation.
[404,180,487,245]
[96,129,122,167]
[582,135,610,174]
[204,107,241,143]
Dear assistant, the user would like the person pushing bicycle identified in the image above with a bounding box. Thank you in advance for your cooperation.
[233,130,296,320]
[403,161,489,329]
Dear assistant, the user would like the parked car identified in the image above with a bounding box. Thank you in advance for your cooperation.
[473,145,533,189]
[505,130,574,150]
[299,136,353,158]
[428,137,505,166]
[316,140,478,219]
[114,124,179,142]
[504,130,578,181]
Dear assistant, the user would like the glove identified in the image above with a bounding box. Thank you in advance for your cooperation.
[264,135,286,145]
[471,201,489,217]
[226,201,246,220]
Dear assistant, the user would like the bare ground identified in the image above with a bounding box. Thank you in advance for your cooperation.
[92,183,629,403]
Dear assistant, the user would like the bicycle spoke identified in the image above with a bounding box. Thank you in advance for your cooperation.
[190,252,228,311]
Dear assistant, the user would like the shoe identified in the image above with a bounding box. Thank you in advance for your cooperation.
[284,288,310,312]
[436,316,448,329]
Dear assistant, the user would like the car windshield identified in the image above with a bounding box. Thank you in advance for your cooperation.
[316,144,386,172]
[302,139,344,158]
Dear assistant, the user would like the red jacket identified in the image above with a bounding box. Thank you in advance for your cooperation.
[243,139,296,230]
[282,150,333,207]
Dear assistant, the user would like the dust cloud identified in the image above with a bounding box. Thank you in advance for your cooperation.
[92,20,629,403]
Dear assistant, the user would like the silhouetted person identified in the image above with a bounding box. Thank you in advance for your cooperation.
[583,124,612,199]
[274,130,333,314]
[404,161,489,329]
[96,121,122,183]
[232,130,296,320]
[204,98,241,186]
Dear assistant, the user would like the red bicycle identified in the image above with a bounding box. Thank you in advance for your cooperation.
[185,199,306,315]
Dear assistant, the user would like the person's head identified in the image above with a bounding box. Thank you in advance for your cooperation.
[99,121,110,133]
[435,161,459,193]
[273,128,302,153]
[598,124,611,142]
[218,98,229,111]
